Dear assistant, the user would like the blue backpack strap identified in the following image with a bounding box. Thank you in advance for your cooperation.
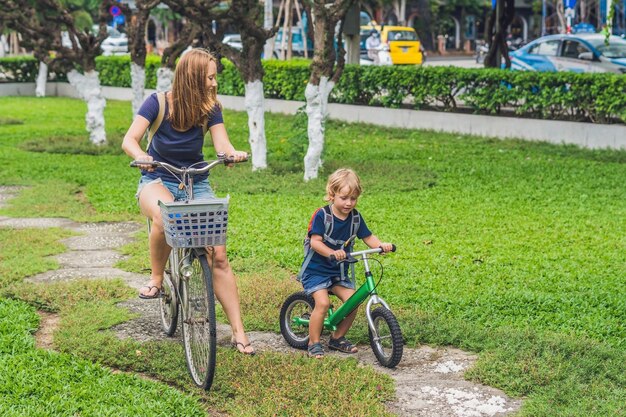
[321,205,336,243]
[297,207,329,281]
[348,208,361,244]
[344,208,361,281]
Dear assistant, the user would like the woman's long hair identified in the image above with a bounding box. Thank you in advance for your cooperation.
[170,49,221,131]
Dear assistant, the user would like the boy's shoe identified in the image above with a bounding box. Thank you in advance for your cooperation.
[328,336,358,354]
[308,342,324,359]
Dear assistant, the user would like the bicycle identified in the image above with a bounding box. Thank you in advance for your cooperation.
[130,153,245,390]
[279,246,404,368]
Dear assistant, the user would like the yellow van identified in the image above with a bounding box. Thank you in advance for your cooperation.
[361,25,423,65]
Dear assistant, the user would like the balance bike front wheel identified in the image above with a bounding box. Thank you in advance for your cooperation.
[368,307,403,368]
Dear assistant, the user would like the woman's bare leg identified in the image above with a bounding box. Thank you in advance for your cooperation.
[137,182,173,297]
[207,246,254,354]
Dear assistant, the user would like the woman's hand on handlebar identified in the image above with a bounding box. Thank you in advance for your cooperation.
[135,154,155,172]
[380,242,394,253]
[225,150,249,167]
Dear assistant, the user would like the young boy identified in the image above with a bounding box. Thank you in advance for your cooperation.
[299,168,393,359]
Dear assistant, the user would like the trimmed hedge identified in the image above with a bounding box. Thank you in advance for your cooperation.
[0,56,66,82]
[1,55,625,123]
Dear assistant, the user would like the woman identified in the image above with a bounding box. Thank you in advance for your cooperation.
[121,49,254,355]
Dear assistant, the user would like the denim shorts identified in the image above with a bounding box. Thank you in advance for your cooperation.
[301,273,355,295]
[136,176,215,201]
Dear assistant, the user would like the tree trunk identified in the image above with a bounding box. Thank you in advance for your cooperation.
[392,0,401,25]
[244,80,267,170]
[485,0,515,69]
[67,69,106,145]
[579,0,587,22]
[302,0,353,180]
[416,0,433,51]
[121,0,157,117]
[131,62,146,116]
[0,34,7,57]
[556,0,567,33]
[263,0,274,59]
[35,61,47,97]
[303,77,334,181]
[156,67,174,92]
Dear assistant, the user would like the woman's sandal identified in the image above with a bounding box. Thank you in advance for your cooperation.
[328,336,358,354]
[138,285,161,299]
[308,342,324,359]
[231,340,256,356]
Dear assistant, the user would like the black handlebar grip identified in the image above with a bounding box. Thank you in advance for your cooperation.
[379,244,397,252]
[130,160,159,168]
[223,155,250,164]
[329,254,337,262]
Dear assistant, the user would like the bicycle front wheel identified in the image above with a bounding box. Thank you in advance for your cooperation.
[160,250,179,336]
[180,249,216,390]
[368,307,403,368]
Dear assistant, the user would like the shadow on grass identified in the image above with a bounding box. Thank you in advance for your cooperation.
[19,134,126,156]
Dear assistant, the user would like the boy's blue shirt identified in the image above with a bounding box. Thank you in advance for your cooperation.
[302,207,372,278]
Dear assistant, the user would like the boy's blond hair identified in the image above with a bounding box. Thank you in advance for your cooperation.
[325,168,362,201]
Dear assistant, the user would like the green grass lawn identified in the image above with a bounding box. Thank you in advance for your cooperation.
[0,96,625,416]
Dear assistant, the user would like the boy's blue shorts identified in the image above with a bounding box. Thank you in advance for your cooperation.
[301,273,355,295]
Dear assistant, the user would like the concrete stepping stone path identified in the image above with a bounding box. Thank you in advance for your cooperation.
[0,185,521,417]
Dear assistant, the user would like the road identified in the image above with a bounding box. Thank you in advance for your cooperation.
[423,55,482,68]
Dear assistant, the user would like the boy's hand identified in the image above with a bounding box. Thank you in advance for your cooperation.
[380,243,394,253]
[331,249,347,261]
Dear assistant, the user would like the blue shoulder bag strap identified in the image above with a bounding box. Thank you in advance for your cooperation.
[145,91,166,151]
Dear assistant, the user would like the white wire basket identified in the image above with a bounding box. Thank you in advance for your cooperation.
[159,197,229,248]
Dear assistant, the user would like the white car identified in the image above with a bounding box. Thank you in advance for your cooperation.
[101,34,129,56]
[223,34,242,50]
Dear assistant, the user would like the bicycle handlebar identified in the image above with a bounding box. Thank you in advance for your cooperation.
[329,244,396,262]
[130,152,248,176]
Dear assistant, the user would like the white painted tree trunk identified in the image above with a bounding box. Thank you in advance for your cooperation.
[67,69,107,145]
[303,76,334,181]
[244,80,267,170]
[156,67,174,92]
[130,62,146,117]
[263,0,274,59]
[35,61,47,97]
[0,35,8,57]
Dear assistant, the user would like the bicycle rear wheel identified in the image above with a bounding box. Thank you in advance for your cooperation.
[180,249,216,390]
[160,250,179,336]
[279,291,314,350]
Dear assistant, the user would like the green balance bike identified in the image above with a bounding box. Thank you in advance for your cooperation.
[279,246,403,368]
